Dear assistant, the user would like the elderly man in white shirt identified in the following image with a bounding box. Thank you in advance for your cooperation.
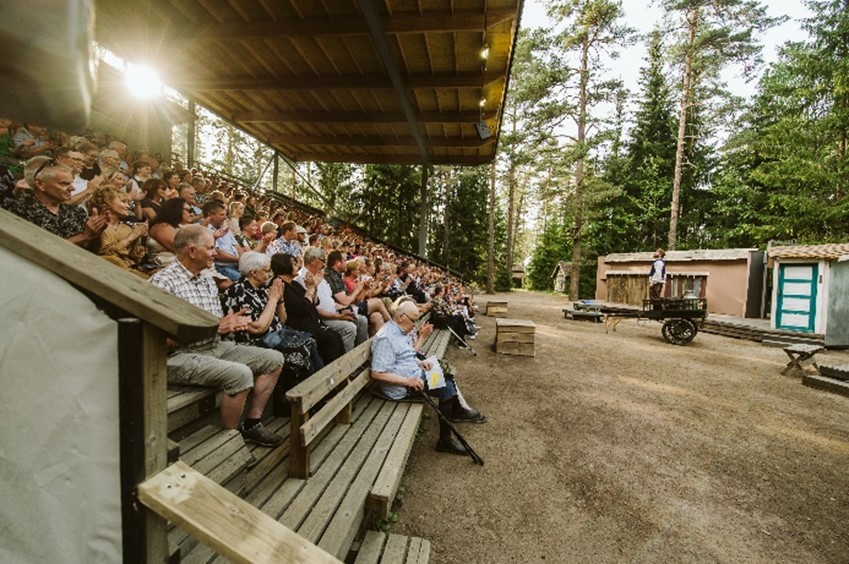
[295,246,368,352]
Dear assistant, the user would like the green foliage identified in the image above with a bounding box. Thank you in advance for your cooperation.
[526,220,569,291]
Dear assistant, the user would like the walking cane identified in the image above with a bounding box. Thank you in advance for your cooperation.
[418,392,484,465]
[446,325,477,356]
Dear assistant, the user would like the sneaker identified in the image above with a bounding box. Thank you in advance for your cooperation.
[239,421,284,447]
[466,334,476,340]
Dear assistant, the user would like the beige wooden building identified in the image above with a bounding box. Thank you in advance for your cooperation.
[595,249,764,317]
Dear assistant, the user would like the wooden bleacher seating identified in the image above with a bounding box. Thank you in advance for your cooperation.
[167,326,450,562]
[354,531,430,564]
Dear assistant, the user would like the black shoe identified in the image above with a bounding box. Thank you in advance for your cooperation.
[452,408,487,423]
[239,421,284,447]
[436,437,467,455]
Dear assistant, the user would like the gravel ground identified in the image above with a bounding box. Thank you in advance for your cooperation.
[390,290,849,564]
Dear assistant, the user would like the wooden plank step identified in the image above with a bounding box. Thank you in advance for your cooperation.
[244,417,292,496]
[138,461,341,564]
[802,373,849,398]
[367,404,424,518]
[354,531,431,564]
[170,428,253,554]
[316,403,410,559]
[819,364,849,381]
[180,397,382,564]
[167,386,222,436]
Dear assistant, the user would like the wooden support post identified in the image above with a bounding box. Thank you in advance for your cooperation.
[187,100,196,169]
[273,151,280,194]
[290,409,310,479]
[119,319,170,564]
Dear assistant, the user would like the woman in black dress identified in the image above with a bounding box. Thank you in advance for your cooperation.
[270,253,345,365]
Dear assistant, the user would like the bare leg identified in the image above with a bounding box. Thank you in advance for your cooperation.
[245,366,282,419]
[220,390,249,429]
[367,297,390,321]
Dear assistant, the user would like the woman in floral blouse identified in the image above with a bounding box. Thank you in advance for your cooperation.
[220,252,322,384]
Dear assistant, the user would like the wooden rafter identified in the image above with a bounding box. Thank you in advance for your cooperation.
[170,71,503,91]
[269,133,494,148]
[233,109,496,123]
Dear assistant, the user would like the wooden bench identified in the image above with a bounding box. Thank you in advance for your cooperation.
[355,531,430,564]
[562,308,604,322]
[781,343,824,375]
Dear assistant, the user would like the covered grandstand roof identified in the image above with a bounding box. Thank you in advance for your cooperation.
[94,0,523,166]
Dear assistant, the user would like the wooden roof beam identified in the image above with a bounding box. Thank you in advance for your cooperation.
[191,8,516,40]
[268,134,494,148]
[290,152,493,165]
[358,0,428,164]
[171,72,503,91]
[233,109,496,123]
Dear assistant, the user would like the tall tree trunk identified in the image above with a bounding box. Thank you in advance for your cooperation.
[570,35,590,300]
[669,7,698,251]
[505,119,517,286]
[486,160,496,293]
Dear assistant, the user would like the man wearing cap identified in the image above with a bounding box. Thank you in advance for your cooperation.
[295,224,309,249]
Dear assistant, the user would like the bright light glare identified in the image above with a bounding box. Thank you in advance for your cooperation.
[125,63,162,99]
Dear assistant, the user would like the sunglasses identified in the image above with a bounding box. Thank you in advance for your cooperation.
[33,158,59,180]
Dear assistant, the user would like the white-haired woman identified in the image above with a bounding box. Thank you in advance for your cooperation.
[221,252,322,408]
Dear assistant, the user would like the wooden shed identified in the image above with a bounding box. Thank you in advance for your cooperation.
[767,243,849,346]
[595,249,765,317]
[552,261,572,294]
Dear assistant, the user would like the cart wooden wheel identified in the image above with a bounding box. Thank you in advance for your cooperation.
[661,318,698,345]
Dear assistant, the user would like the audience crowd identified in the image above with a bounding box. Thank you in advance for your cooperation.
[0,119,481,448]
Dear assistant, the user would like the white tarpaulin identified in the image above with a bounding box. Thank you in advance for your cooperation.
[0,246,122,563]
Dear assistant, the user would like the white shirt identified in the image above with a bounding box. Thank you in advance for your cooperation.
[296,267,337,315]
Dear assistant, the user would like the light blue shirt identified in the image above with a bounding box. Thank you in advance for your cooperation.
[371,320,421,400]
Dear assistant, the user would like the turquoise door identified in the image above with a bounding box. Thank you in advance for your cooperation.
[776,263,818,332]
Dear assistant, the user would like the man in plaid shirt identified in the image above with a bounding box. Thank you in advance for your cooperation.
[150,224,285,447]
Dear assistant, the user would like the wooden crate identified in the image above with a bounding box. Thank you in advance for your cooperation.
[495,318,535,357]
[486,301,508,316]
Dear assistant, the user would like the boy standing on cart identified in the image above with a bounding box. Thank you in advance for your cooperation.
[648,248,666,301]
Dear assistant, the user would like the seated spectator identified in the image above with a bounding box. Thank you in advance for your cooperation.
[270,252,345,365]
[55,147,100,208]
[97,148,121,178]
[89,186,148,269]
[149,225,284,446]
[266,221,302,262]
[147,197,193,266]
[325,250,390,335]
[162,170,180,198]
[76,141,101,181]
[370,301,486,456]
[203,200,241,281]
[140,178,168,222]
[221,252,322,398]
[2,156,106,247]
[126,161,151,203]
[297,247,366,352]
[13,123,54,161]
[0,118,21,175]
[227,201,244,235]
[179,183,202,222]
[430,283,477,344]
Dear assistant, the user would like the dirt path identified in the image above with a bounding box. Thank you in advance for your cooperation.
[391,290,849,564]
